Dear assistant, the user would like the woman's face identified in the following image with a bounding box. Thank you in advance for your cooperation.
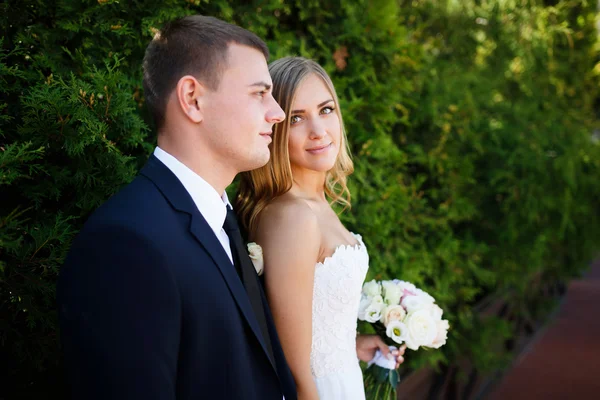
[287,74,341,174]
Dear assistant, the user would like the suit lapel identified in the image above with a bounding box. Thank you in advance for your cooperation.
[188,216,278,372]
[140,155,278,373]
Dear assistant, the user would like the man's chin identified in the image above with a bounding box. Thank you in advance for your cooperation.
[242,151,271,172]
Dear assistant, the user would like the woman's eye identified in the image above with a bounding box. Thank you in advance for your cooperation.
[257,90,267,97]
[290,115,302,125]
[321,106,334,114]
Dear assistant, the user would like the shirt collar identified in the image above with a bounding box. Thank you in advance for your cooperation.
[153,147,231,235]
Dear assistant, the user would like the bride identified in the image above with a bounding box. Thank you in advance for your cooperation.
[236,57,405,399]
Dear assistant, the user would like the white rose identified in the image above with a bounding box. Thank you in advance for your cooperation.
[364,302,384,323]
[362,280,381,297]
[430,304,444,320]
[428,319,450,349]
[247,242,264,276]
[403,309,438,350]
[382,305,407,326]
[404,334,418,351]
[413,288,436,303]
[386,320,409,345]
[395,280,417,295]
[401,294,435,313]
[382,281,403,305]
[371,294,384,305]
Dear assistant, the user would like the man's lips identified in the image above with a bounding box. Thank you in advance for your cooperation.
[260,131,272,142]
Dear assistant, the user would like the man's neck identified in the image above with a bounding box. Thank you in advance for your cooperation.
[156,139,233,196]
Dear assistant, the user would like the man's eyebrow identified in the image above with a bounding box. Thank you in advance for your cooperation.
[248,81,272,90]
[291,99,334,114]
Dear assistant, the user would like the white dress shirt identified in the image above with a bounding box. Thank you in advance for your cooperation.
[153,147,233,263]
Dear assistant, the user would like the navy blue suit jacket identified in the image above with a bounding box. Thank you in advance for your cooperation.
[57,155,296,399]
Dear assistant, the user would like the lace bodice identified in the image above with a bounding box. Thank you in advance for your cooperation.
[310,233,369,378]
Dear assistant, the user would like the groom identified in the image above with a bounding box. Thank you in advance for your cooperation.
[57,15,296,399]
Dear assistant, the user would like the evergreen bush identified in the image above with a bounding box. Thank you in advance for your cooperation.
[1,0,598,397]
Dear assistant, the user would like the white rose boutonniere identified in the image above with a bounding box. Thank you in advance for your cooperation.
[246,242,264,276]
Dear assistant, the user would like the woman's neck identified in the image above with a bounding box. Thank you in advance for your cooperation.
[289,166,328,202]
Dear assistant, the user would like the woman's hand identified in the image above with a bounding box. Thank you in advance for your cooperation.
[356,334,406,369]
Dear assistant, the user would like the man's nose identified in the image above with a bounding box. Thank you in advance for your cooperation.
[266,97,285,124]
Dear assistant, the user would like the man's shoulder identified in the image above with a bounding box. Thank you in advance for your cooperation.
[95,174,159,212]
[82,174,172,234]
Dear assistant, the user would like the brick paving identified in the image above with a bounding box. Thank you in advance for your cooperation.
[488,258,600,400]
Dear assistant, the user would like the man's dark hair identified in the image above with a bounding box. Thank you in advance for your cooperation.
[142,15,269,130]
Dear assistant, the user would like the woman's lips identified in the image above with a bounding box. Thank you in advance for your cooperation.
[306,143,332,154]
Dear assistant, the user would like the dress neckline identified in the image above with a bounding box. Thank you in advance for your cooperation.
[315,233,364,267]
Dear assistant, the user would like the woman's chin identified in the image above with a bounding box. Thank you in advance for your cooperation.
[313,161,337,173]
[292,157,338,173]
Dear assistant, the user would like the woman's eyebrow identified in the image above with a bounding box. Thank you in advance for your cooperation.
[291,99,334,114]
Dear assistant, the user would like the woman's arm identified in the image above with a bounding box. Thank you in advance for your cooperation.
[255,201,321,400]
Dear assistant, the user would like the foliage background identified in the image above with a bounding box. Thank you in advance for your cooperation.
[1,0,599,397]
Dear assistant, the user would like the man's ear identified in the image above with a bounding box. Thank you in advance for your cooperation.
[175,75,206,123]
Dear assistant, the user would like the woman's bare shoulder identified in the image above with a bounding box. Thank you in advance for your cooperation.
[255,196,320,247]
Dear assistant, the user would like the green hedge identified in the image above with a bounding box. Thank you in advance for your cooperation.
[1,0,599,396]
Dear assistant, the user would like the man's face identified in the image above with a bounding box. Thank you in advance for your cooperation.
[200,44,285,174]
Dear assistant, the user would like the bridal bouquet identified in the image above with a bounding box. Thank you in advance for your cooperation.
[358,279,450,400]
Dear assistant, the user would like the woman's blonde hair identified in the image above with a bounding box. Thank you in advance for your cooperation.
[235,56,354,236]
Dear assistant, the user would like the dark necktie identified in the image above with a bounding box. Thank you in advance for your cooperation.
[223,208,275,364]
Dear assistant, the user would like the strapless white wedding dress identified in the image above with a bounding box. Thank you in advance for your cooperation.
[311,233,369,400]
